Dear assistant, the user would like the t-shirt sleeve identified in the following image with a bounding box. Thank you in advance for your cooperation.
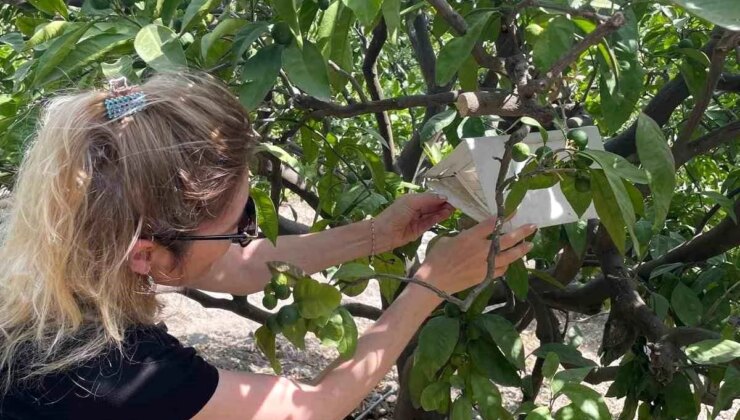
[99,326,220,419]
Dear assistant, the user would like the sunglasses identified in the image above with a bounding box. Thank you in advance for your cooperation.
[156,197,259,248]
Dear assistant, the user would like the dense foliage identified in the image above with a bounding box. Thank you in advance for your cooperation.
[0,0,738,418]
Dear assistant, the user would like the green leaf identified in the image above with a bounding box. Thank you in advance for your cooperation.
[649,292,670,321]
[382,0,401,43]
[333,262,374,296]
[134,24,187,72]
[590,169,626,254]
[521,116,549,143]
[273,0,303,46]
[668,0,740,31]
[32,24,91,88]
[180,0,220,33]
[564,221,588,256]
[526,407,555,420]
[635,113,676,231]
[415,316,460,380]
[469,340,522,387]
[435,11,493,86]
[409,355,432,409]
[450,395,473,420]
[557,382,612,420]
[336,307,358,358]
[283,41,331,100]
[526,173,559,190]
[101,56,138,82]
[561,174,593,218]
[282,318,307,349]
[340,143,386,192]
[25,21,70,50]
[663,374,699,419]
[623,180,645,217]
[317,1,354,91]
[255,325,282,373]
[533,16,575,72]
[534,343,596,368]
[580,150,648,184]
[469,373,503,416]
[529,269,565,290]
[201,18,248,63]
[505,180,528,217]
[157,0,182,26]
[685,339,740,364]
[542,352,560,379]
[373,253,405,303]
[713,367,740,418]
[597,10,643,132]
[679,55,708,98]
[239,45,283,111]
[231,22,270,64]
[420,381,450,413]
[249,187,279,245]
[505,258,529,300]
[28,0,68,18]
[474,314,525,370]
[341,0,383,27]
[256,143,301,169]
[671,282,703,326]
[458,55,479,91]
[293,277,342,319]
[420,109,457,141]
[551,367,594,395]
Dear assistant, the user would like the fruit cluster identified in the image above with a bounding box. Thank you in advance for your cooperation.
[263,273,300,333]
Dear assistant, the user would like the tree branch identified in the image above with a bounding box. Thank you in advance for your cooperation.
[673,120,740,168]
[296,91,460,118]
[636,198,740,279]
[362,18,397,172]
[675,30,740,145]
[456,91,552,122]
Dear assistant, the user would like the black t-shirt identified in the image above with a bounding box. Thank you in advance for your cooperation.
[0,323,219,420]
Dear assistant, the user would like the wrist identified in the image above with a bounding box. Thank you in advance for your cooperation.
[363,218,393,256]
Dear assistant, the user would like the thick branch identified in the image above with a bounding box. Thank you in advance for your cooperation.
[636,198,740,279]
[676,30,740,145]
[296,91,460,119]
[456,91,553,122]
[673,120,740,168]
[362,19,397,172]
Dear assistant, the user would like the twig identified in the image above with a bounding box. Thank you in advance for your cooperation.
[328,60,368,103]
[676,30,740,145]
[524,12,626,96]
[354,387,396,420]
[459,125,532,312]
[694,188,740,235]
[296,91,461,118]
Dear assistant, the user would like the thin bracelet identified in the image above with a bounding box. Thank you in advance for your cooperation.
[369,218,376,265]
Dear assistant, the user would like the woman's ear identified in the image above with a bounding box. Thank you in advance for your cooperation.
[128,239,156,275]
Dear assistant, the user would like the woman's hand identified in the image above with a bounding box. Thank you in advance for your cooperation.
[374,193,455,252]
[416,217,537,295]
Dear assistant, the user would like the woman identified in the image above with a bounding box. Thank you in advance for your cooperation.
[0,73,536,420]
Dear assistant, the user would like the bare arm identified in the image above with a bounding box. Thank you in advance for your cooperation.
[189,219,383,295]
[190,220,536,420]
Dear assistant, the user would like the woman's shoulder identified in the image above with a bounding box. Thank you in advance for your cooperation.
[1,322,219,420]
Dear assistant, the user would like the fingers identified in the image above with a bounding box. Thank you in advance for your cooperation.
[462,217,497,239]
[495,241,534,268]
[403,192,451,213]
[499,224,537,250]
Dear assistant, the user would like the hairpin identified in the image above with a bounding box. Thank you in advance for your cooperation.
[104,77,147,120]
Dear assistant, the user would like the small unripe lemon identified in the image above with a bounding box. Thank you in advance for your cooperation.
[567,129,589,150]
[512,143,531,162]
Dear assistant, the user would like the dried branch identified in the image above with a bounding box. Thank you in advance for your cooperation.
[363,18,397,172]
[675,30,740,145]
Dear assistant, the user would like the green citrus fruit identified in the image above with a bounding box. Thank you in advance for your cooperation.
[274,284,291,300]
[450,353,468,367]
[266,315,283,333]
[271,22,293,45]
[567,129,589,150]
[277,305,300,326]
[272,272,289,286]
[575,174,591,193]
[262,294,278,310]
[444,302,461,318]
[318,0,330,10]
[264,283,275,294]
[678,38,694,49]
[535,145,554,161]
[512,143,531,162]
[574,154,593,169]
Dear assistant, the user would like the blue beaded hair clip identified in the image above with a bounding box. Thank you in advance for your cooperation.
[104,77,147,120]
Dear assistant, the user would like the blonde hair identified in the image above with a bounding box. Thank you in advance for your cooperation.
[0,72,258,393]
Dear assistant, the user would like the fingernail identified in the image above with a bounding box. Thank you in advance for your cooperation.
[528,224,538,232]
[525,241,534,250]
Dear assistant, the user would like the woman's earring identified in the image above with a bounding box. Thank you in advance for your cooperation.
[135,274,157,294]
